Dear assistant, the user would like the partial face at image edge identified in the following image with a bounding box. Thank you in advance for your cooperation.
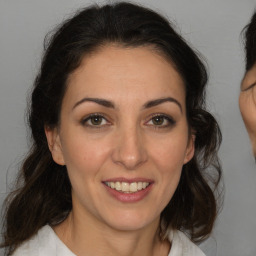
[239,63,256,158]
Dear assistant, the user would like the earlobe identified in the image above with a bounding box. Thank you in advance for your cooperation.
[184,134,195,164]
[44,126,65,166]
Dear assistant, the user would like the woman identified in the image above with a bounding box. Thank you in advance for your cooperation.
[1,2,222,256]
[240,11,256,158]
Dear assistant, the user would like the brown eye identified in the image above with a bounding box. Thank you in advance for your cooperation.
[90,116,103,125]
[152,116,164,125]
[146,114,176,128]
[82,114,109,127]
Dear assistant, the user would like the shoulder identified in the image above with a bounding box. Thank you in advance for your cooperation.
[12,226,56,256]
[12,225,75,256]
[168,230,205,256]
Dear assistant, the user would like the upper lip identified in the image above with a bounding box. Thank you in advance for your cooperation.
[102,177,154,183]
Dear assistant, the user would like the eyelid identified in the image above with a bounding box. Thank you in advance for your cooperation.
[242,82,256,92]
[145,113,176,127]
[80,113,111,127]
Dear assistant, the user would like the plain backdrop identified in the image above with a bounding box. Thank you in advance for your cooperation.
[1,0,256,255]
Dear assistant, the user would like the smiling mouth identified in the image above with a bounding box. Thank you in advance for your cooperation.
[104,181,150,193]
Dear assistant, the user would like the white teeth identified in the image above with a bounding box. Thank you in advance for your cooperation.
[122,182,130,192]
[105,181,150,193]
[115,182,121,191]
[142,182,147,189]
[129,182,137,192]
[137,182,142,190]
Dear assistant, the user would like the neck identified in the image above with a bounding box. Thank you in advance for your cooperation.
[54,210,170,256]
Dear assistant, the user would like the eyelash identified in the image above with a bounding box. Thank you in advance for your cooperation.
[145,114,176,129]
[80,113,176,129]
[80,113,111,129]
[243,82,256,92]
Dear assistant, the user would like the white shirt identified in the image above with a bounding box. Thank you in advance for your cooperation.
[12,225,205,256]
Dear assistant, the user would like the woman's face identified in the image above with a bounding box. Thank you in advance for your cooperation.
[46,45,194,232]
[239,63,256,157]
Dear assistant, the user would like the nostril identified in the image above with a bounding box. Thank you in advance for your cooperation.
[111,143,147,170]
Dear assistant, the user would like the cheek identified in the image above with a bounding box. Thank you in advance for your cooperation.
[148,132,188,183]
[149,131,188,164]
[155,147,185,170]
[60,134,111,176]
[60,136,112,204]
[239,93,248,120]
[150,140,185,207]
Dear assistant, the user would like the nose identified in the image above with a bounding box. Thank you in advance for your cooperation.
[111,126,148,170]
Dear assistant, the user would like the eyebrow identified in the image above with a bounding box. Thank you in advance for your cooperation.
[143,97,182,112]
[72,96,182,112]
[72,98,115,110]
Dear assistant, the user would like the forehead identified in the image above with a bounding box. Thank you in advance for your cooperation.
[65,45,185,106]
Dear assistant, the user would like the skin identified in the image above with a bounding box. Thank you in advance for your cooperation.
[239,63,256,157]
[45,45,195,256]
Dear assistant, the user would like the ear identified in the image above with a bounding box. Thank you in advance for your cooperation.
[45,126,65,165]
[183,134,195,164]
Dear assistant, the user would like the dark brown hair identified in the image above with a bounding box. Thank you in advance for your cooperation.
[243,10,256,71]
[1,2,222,255]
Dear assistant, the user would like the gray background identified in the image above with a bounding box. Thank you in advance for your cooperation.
[1,0,256,255]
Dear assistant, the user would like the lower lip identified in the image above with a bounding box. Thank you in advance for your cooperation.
[103,183,153,203]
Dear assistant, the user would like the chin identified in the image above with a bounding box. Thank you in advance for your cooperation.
[103,210,158,232]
